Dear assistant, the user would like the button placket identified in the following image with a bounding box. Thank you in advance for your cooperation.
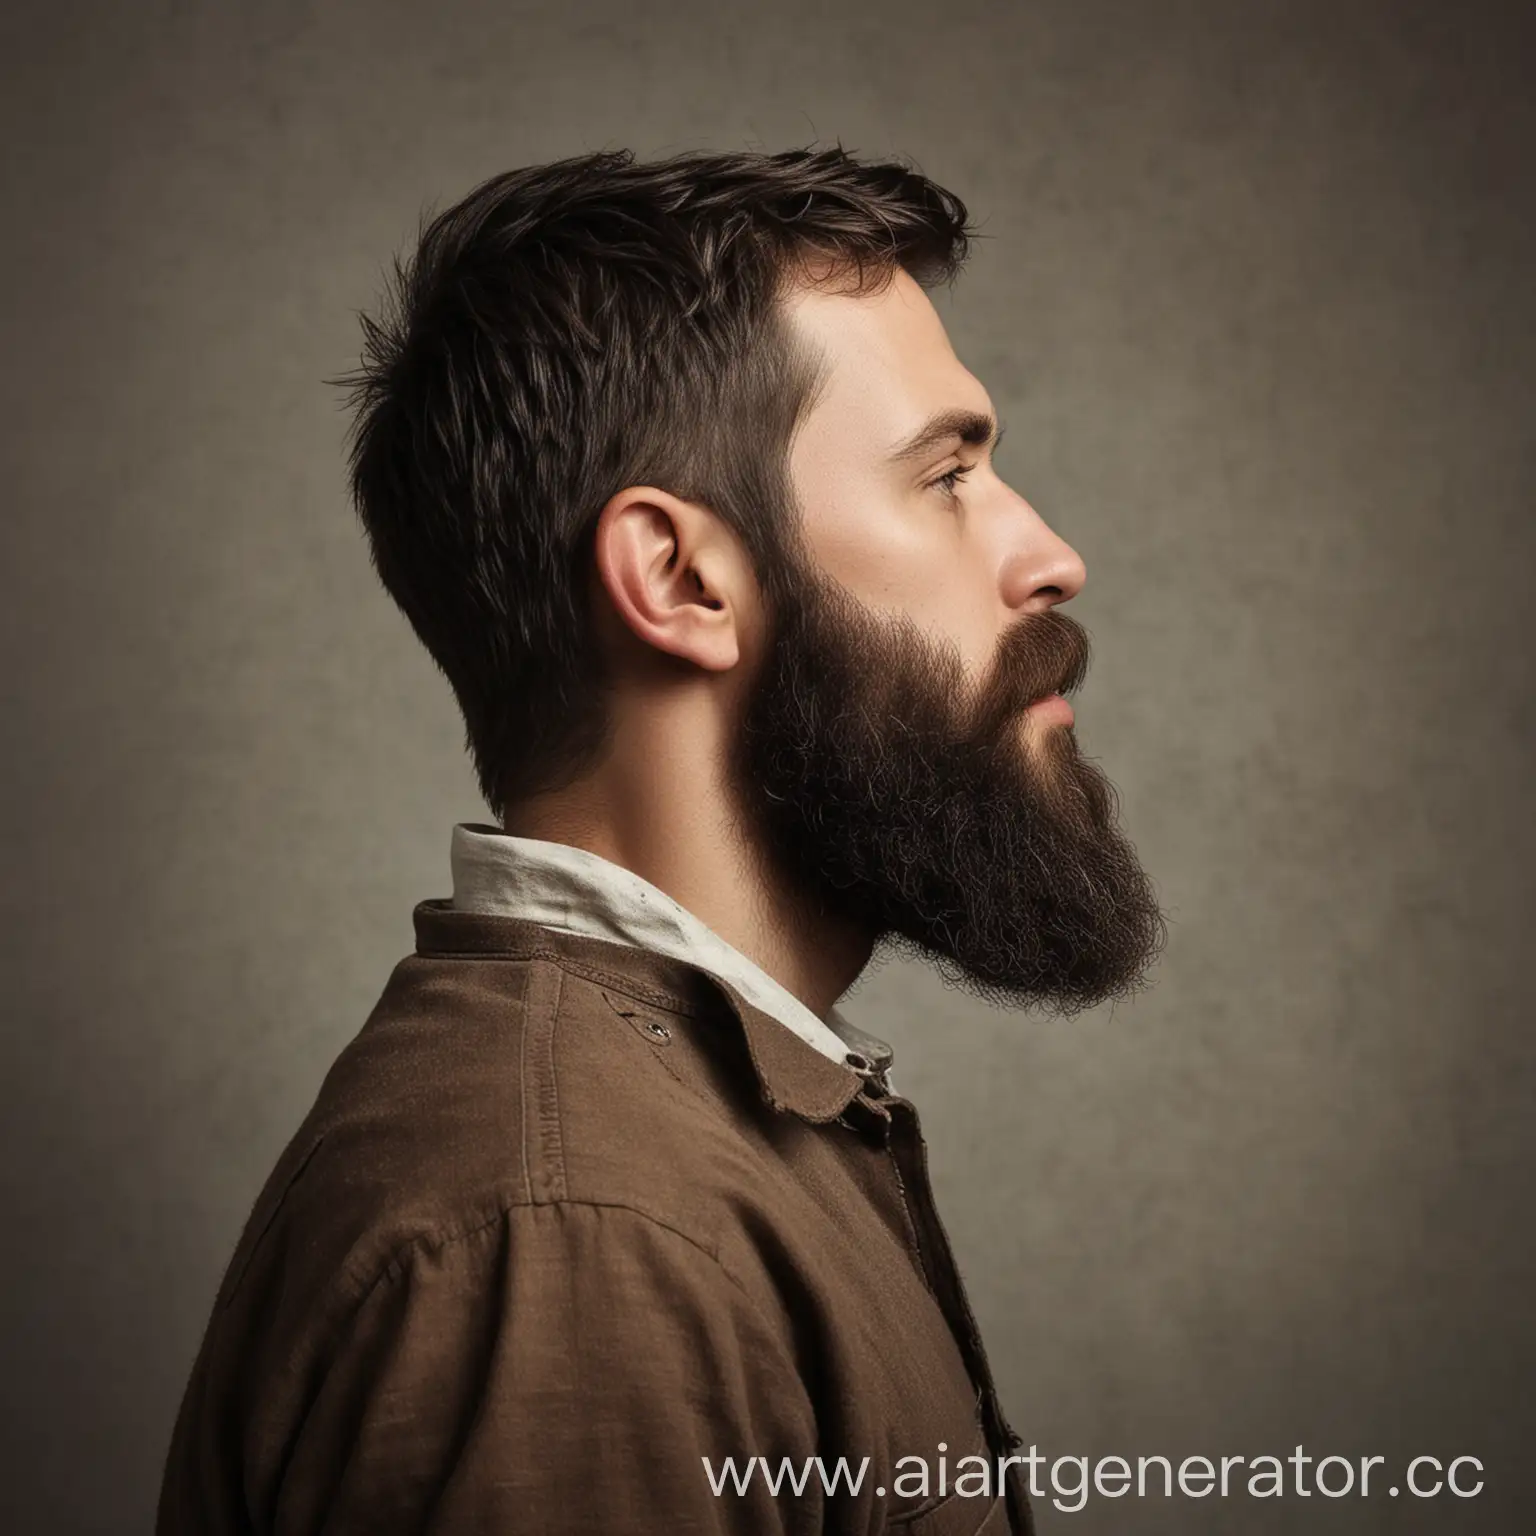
[885,1101,1021,1485]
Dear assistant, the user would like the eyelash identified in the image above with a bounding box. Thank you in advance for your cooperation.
[929,464,975,499]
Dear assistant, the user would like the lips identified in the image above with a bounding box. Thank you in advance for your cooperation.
[1024,691,1075,725]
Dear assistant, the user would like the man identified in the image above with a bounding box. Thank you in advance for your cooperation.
[158,145,1165,1534]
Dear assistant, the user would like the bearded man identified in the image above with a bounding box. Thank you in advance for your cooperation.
[158,144,1165,1536]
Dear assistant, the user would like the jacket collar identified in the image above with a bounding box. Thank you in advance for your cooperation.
[412,900,868,1123]
[448,823,893,1080]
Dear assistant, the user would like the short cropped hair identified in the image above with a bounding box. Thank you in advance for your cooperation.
[337,144,974,818]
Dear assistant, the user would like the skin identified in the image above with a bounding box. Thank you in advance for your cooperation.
[504,264,1159,1020]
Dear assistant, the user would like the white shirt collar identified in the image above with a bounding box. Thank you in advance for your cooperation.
[448,822,893,1078]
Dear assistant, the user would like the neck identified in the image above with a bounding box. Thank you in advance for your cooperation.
[502,700,873,1019]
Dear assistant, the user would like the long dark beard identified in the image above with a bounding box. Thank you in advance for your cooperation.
[727,570,1167,1017]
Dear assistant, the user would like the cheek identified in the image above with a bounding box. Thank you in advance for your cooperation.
[791,459,1002,673]
[804,489,969,613]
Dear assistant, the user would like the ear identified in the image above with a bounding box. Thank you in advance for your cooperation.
[591,486,749,673]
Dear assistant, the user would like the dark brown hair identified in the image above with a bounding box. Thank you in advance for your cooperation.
[336,144,974,819]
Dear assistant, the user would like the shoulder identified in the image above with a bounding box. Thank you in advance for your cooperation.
[227,948,784,1325]
[168,949,858,1531]
[183,1195,820,1536]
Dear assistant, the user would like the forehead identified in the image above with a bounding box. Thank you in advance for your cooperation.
[781,266,990,454]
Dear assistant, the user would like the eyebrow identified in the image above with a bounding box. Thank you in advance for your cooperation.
[885,407,1005,464]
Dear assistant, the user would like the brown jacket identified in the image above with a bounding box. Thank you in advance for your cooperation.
[158,901,1034,1534]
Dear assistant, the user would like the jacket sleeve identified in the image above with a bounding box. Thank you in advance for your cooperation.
[271,1199,827,1535]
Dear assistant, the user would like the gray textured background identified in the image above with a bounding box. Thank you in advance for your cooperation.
[3,0,1533,1531]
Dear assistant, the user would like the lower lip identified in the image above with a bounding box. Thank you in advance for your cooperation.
[1026,693,1074,725]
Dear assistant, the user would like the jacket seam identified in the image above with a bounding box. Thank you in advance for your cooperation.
[884,1141,934,1297]
[519,959,569,1204]
[351,1195,776,1322]
[417,946,707,1019]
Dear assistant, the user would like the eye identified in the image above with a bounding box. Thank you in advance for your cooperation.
[929,463,975,499]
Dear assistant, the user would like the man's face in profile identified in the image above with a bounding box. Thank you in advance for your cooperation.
[726,268,1166,1016]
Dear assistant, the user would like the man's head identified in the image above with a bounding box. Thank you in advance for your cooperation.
[340,146,968,811]
[343,146,1165,1015]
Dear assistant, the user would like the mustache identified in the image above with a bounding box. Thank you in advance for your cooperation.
[978,608,1093,724]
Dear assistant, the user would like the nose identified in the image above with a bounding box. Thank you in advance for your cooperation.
[999,500,1087,614]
